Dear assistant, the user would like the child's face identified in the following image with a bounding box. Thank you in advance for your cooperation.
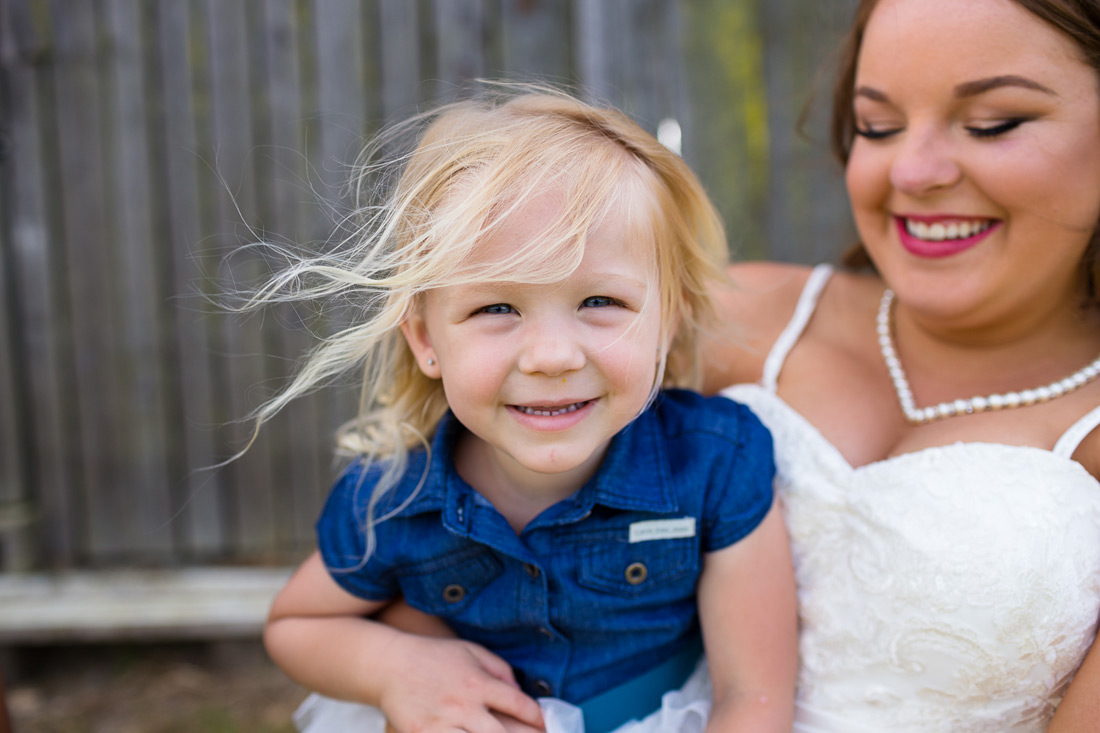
[402,194,664,493]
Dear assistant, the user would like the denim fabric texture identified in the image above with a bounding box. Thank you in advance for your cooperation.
[316,389,775,704]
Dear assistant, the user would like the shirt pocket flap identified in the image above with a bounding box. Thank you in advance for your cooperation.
[398,550,504,615]
[576,537,698,596]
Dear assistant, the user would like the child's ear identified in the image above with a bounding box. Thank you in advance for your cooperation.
[663,311,682,353]
[400,312,441,379]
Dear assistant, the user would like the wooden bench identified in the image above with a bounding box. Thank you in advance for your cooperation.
[0,566,294,643]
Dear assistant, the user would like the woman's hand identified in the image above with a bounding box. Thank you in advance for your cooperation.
[266,552,545,731]
[376,633,545,733]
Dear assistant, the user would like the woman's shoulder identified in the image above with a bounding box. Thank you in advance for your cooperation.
[701,262,822,392]
[701,262,884,393]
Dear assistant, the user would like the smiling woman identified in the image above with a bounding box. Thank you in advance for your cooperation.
[844,0,1100,319]
[701,0,1100,730]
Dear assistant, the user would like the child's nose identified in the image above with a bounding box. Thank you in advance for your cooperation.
[518,323,585,377]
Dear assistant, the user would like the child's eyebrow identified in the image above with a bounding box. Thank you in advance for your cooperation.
[581,272,651,292]
[457,272,650,294]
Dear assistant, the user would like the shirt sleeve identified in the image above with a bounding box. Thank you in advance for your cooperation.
[315,461,400,601]
[694,396,777,552]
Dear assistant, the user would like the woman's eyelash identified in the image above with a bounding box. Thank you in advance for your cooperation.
[853,125,900,140]
[966,118,1026,138]
[853,118,1029,141]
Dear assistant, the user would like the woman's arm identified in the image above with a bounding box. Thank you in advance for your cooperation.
[265,551,544,732]
[697,502,798,732]
[1048,428,1100,731]
[1046,633,1100,731]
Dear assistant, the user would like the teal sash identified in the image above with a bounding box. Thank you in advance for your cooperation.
[577,636,704,732]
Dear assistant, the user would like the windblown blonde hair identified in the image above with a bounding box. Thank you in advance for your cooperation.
[244,85,728,534]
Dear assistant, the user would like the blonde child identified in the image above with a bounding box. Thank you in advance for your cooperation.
[259,87,797,732]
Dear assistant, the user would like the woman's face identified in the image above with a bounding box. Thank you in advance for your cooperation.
[845,0,1100,324]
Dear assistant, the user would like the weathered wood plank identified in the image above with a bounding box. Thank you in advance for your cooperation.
[52,0,133,562]
[0,181,32,573]
[0,215,23,513]
[258,0,325,551]
[499,0,573,82]
[103,0,175,558]
[432,0,487,101]
[680,0,770,259]
[792,0,858,263]
[378,0,421,122]
[313,0,369,202]
[203,0,278,558]
[0,0,76,569]
[573,0,612,102]
[306,0,376,543]
[0,0,27,523]
[760,0,855,264]
[155,0,228,558]
[0,71,34,570]
[620,0,676,131]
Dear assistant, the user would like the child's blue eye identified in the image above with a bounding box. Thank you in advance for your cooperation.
[478,303,515,315]
[582,296,619,308]
[966,118,1026,138]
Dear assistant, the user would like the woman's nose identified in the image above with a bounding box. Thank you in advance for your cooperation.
[517,321,586,377]
[889,128,962,196]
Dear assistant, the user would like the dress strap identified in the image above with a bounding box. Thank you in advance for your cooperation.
[1053,405,1100,459]
[761,264,834,393]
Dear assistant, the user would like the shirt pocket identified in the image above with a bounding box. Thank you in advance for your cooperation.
[396,549,504,616]
[576,535,699,599]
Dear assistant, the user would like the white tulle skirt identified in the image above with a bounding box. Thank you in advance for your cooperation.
[294,658,712,733]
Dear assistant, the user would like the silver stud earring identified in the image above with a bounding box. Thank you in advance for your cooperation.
[427,358,436,367]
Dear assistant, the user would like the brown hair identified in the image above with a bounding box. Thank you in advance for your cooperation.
[829,0,1100,305]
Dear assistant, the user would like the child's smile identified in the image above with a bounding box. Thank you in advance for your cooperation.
[509,399,593,422]
[401,192,665,512]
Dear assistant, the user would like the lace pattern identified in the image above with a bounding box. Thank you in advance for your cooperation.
[725,384,1100,732]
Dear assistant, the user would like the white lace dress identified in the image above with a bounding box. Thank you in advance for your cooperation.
[723,265,1100,732]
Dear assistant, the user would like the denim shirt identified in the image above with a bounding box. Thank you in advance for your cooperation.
[316,389,775,704]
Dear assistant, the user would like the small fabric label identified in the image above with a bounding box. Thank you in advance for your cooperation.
[628,517,696,543]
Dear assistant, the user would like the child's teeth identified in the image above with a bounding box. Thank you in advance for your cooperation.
[517,402,584,417]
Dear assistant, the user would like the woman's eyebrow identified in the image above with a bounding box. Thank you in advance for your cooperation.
[954,75,1056,98]
[853,85,890,103]
[853,75,1057,104]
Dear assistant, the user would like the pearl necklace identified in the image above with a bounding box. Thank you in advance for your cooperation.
[877,289,1100,424]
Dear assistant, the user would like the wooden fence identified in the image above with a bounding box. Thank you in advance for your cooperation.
[0,0,857,578]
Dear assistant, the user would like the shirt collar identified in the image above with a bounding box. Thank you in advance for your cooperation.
[394,402,679,528]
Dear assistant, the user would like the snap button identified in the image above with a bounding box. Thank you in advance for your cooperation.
[624,562,648,585]
[442,584,466,603]
[537,626,554,638]
[523,563,540,578]
[532,679,553,696]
